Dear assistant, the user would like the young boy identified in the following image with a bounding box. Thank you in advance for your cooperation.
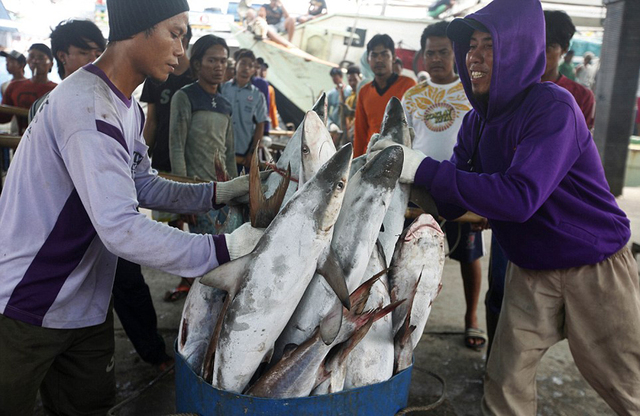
[221,48,268,172]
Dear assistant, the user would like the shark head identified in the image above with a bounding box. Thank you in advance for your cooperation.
[379,97,412,146]
[312,143,353,232]
[359,145,403,191]
[300,111,337,185]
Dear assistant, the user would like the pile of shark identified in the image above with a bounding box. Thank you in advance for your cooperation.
[175,94,446,398]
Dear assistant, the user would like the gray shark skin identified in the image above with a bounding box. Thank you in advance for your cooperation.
[367,97,412,265]
[199,144,353,394]
[177,280,227,376]
[389,214,445,364]
[246,274,400,398]
[272,146,403,364]
[263,93,328,203]
[344,242,395,389]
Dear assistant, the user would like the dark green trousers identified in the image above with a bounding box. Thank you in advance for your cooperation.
[0,306,116,416]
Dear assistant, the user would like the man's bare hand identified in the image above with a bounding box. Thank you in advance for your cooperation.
[455,211,490,231]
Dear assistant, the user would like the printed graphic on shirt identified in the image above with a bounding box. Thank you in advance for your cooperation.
[404,82,470,133]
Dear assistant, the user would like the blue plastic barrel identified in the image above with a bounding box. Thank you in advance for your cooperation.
[174,343,412,415]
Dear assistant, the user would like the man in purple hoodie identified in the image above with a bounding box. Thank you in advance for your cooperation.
[372,0,640,414]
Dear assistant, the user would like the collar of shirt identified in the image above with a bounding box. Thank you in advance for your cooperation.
[372,73,399,96]
[231,79,253,90]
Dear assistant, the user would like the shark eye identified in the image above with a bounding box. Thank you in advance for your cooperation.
[302,145,310,154]
[336,181,345,190]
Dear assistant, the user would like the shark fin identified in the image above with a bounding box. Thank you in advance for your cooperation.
[319,299,343,345]
[409,186,439,218]
[312,92,328,125]
[199,254,251,297]
[316,247,351,311]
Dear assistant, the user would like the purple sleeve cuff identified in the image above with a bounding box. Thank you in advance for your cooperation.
[211,234,231,265]
[211,182,225,210]
[414,157,440,190]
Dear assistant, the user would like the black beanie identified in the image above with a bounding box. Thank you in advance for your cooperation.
[107,0,190,42]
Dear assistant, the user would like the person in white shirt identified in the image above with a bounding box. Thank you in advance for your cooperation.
[402,21,486,351]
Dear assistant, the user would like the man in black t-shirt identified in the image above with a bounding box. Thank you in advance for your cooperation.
[260,0,295,41]
[141,25,193,173]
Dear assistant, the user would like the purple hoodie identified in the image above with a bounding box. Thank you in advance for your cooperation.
[413,0,630,270]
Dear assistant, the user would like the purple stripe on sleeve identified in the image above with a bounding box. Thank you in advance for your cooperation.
[5,190,97,326]
[96,120,129,154]
[137,104,145,136]
[211,235,230,265]
[83,64,132,108]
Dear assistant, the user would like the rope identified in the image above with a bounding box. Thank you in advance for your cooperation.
[440,219,461,258]
[395,368,447,415]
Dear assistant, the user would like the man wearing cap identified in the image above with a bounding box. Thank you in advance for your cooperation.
[0,0,260,414]
[0,44,57,133]
[0,49,26,155]
[0,49,26,95]
[372,0,640,413]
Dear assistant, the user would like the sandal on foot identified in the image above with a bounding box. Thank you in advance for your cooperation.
[464,327,487,351]
[163,285,190,302]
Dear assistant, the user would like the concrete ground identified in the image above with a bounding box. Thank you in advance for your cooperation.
[37,187,640,416]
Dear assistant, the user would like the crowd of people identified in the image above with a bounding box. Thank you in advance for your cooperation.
[0,0,638,415]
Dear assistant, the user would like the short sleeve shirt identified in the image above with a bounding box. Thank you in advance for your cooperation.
[140,71,194,171]
[262,4,284,25]
[402,78,471,162]
[221,79,269,155]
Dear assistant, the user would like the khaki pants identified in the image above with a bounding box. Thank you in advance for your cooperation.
[0,306,116,416]
[482,247,640,415]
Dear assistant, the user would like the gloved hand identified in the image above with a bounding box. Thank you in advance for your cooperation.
[369,139,426,184]
[225,222,265,260]
[215,175,251,205]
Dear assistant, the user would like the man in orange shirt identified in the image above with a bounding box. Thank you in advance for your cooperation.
[353,34,416,157]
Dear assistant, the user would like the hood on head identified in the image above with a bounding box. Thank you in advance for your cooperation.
[447,0,546,121]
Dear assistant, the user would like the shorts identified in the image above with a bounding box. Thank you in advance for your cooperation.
[444,221,484,263]
[268,20,286,33]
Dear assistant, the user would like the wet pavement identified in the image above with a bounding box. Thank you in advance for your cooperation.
[36,187,640,416]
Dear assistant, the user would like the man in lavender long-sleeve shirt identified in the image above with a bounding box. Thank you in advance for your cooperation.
[0,1,260,414]
[372,0,640,414]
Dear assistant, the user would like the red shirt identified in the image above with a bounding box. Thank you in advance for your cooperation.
[553,75,595,129]
[1,78,57,132]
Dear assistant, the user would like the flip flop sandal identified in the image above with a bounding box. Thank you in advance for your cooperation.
[163,285,190,302]
[464,327,487,351]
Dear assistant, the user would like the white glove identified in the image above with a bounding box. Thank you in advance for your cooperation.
[215,175,250,205]
[369,139,426,184]
[225,222,264,260]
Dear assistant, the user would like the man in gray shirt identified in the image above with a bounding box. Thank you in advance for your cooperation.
[221,48,268,172]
